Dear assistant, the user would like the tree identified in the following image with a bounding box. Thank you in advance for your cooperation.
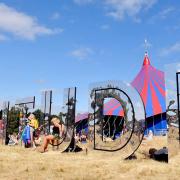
[90,84,129,123]
[32,109,44,125]
[7,107,20,135]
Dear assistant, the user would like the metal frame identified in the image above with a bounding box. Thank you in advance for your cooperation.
[176,72,180,143]
[50,87,77,148]
[15,96,35,115]
[93,87,136,152]
[42,91,52,133]
[63,87,77,151]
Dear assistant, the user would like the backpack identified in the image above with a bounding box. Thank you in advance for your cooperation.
[21,125,31,147]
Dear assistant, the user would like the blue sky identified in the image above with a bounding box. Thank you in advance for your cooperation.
[0,0,180,113]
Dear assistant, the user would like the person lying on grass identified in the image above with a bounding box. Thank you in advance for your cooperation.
[38,117,64,153]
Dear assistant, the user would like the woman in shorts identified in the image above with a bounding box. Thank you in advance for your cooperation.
[39,117,64,153]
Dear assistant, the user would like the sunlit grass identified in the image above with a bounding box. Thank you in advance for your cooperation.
[0,135,179,180]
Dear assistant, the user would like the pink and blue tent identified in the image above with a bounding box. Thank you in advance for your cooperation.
[103,98,124,117]
[103,98,124,139]
[75,112,89,135]
[131,53,167,135]
[75,113,89,123]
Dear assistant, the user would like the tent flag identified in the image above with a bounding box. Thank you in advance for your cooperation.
[103,98,124,117]
[131,53,166,118]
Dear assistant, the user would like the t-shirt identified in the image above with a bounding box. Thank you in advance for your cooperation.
[29,118,39,129]
[52,126,59,135]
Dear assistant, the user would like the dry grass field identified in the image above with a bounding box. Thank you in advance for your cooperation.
[0,135,179,180]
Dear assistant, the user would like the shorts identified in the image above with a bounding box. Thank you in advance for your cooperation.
[52,134,60,140]
[30,126,35,134]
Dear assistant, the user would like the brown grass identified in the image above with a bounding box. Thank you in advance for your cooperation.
[0,136,179,180]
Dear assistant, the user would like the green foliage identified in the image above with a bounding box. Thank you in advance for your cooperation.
[32,109,65,125]
[90,84,129,123]
[7,107,20,135]
[32,109,44,125]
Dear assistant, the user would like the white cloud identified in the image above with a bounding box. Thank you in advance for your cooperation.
[74,0,94,5]
[105,0,157,21]
[149,7,175,23]
[0,3,63,40]
[51,12,61,20]
[160,42,180,56]
[158,7,175,19]
[70,47,94,60]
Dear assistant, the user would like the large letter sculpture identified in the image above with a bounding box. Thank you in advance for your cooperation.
[89,81,146,159]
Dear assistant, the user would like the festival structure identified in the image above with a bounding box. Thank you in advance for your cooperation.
[131,53,167,135]
[103,98,124,139]
[103,98,124,117]
[0,53,171,159]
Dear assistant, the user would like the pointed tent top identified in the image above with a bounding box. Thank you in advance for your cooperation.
[131,52,166,118]
[143,52,151,66]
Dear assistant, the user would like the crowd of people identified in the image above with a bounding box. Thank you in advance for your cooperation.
[1,113,89,153]
[1,113,168,163]
[0,113,64,152]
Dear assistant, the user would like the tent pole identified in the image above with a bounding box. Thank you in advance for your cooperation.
[113,116,117,139]
[103,116,110,140]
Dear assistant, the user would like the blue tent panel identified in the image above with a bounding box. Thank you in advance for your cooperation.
[76,119,88,135]
[145,113,167,135]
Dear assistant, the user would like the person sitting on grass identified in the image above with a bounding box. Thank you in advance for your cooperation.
[38,117,64,153]
[8,133,18,146]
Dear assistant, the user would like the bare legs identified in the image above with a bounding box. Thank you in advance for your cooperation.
[59,124,65,137]
[30,128,35,148]
[41,135,54,152]
[38,123,64,153]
